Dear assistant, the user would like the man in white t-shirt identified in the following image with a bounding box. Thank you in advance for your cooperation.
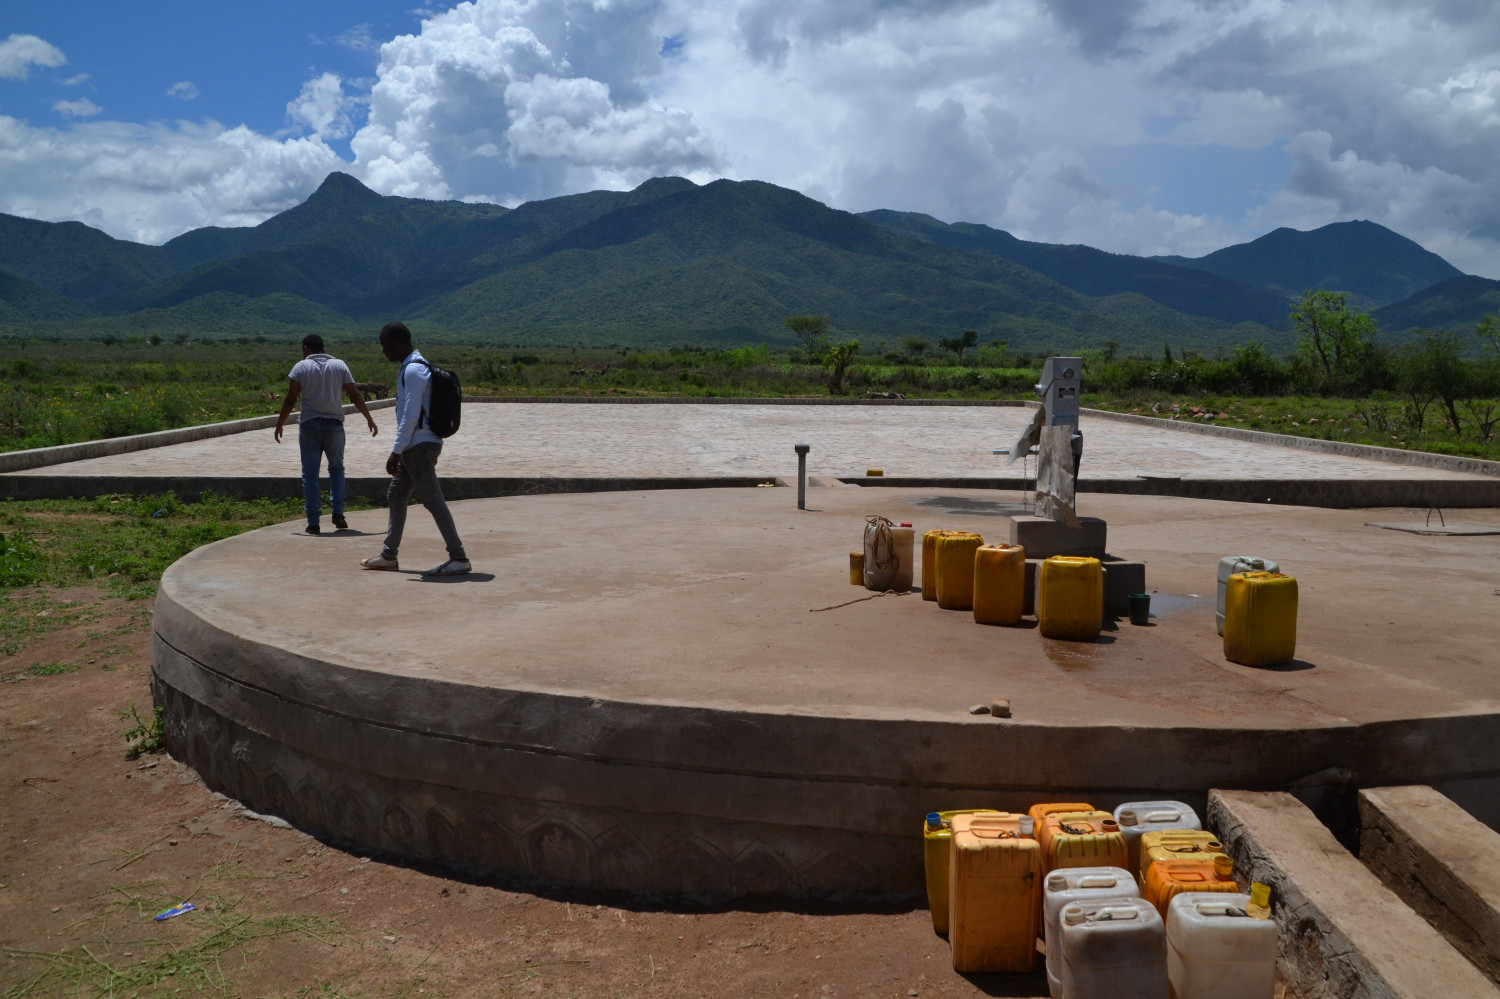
[274,335,379,534]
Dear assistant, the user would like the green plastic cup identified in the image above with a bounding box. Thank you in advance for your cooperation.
[1128,592,1151,625]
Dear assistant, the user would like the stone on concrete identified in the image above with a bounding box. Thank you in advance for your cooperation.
[1009,515,1106,558]
[1208,789,1499,999]
[1359,785,1500,986]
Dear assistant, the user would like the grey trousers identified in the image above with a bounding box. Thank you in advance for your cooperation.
[382,442,467,562]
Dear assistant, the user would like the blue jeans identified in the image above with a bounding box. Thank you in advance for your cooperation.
[298,417,345,526]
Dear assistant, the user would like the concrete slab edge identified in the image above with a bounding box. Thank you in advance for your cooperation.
[1083,407,1500,478]
[1358,785,1500,986]
[0,399,397,474]
[1208,789,1499,999]
[842,476,1500,509]
[0,474,779,502]
[7,473,1497,507]
[463,396,1034,407]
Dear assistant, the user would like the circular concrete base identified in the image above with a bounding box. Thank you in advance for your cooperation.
[151,487,1500,897]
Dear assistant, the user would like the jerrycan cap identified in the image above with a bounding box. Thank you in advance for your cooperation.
[900,522,912,527]
[1249,882,1271,907]
[1214,855,1234,877]
[1062,905,1086,926]
[925,812,942,829]
[1046,874,1068,892]
[1018,816,1035,836]
[1101,818,1120,831]
[1117,809,1138,826]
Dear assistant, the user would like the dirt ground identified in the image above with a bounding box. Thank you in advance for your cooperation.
[0,592,1062,999]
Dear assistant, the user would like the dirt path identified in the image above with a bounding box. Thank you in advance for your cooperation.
[0,592,1050,998]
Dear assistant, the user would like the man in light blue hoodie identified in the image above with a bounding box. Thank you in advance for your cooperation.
[360,321,470,576]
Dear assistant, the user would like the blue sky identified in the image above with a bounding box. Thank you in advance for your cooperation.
[4,1,1500,277]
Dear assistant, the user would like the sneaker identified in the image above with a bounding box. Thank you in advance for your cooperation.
[360,554,400,571]
[332,513,348,531]
[306,523,321,535]
[422,559,471,576]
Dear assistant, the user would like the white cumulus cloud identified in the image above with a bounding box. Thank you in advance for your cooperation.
[0,33,66,81]
[53,98,102,119]
[287,72,359,140]
[348,0,725,202]
[167,81,200,101]
[0,115,344,244]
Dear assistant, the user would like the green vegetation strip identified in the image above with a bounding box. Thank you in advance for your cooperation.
[0,492,374,670]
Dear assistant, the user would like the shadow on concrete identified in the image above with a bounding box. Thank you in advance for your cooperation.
[297,529,381,538]
[1246,658,1316,672]
[406,572,498,584]
[309,831,929,915]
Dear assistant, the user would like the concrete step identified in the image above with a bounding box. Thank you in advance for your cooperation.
[1358,785,1500,987]
[1208,789,1499,999]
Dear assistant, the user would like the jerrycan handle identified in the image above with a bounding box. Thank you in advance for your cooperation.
[1144,810,1182,823]
[1196,901,1249,917]
[1077,876,1118,888]
[1094,906,1139,921]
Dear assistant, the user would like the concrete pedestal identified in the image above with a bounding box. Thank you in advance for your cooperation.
[1009,514,1107,558]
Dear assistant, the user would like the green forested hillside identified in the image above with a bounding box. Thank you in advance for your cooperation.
[0,173,1473,349]
[861,209,1291,326]
[1156,220,1463,308]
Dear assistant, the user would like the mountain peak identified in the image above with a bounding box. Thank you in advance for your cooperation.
[305,172,383,208]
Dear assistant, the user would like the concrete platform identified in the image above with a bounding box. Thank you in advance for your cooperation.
[150,487,1500,897]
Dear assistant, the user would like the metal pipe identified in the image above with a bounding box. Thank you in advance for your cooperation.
[794,444,810,509]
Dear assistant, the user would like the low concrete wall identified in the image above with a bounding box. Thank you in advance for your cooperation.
[1359,785,1500,986]
[1208,789,1498,999]
[1083,408,1500,478]
[9,473,1497,507]
[844,475,1500,509]
[0,399,396,474]
[0,474,779,502]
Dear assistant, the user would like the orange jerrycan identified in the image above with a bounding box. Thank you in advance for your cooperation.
[935,532,984,611]
[921,530,963,602]
[1138,830,1228,885]
[972,544,1027,625]
[1029,802,1095,829]
[1038,556,1103,640]
[1223,571,1298,666]
[1145,855,1240,918]
[922,810,999,935]
[949,812,1042,973]
[1037,810,1127,874]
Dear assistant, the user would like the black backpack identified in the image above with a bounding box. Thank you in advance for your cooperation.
[412,359,462,437]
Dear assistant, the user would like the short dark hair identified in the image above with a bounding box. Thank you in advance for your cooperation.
[379,321,412,348]
[301,334,325,353]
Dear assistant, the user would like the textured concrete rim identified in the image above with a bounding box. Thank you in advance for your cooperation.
[149,487,1500,898]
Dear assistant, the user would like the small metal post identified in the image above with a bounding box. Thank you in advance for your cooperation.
[794,444,810,510]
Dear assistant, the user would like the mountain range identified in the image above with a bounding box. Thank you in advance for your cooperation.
[1,172,1493,352]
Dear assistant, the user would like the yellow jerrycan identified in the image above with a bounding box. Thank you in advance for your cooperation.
[949,812,1042,973]
[935,532,984,611]
[1038,556,1104,641]
[1223,571,1298,666]
[973,544,1027,625]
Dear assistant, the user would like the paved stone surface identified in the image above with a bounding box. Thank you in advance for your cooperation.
[19,403,1485,480]
[152,487,1500,895]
